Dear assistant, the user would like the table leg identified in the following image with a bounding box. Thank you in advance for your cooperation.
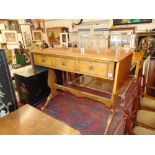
[135,61,140,79]
[104,110,116,134]
[41,69,58,110]
[111,94,118,109]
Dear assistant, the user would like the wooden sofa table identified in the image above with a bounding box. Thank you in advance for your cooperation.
[0,104,80,135]
[31,48,133,110]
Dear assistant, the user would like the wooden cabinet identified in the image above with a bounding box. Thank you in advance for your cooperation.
[14,66,50,106]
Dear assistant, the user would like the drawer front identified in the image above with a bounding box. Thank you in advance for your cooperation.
[34,54,52,67]
[92,61,108,77]
[93,61,115,78]
[54,57,76,71]
[78,60,115,79]
[78,60,93,74]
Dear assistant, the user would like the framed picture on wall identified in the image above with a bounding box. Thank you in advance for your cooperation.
[0,19,9,29]
[0,23,5,30]
[20,24,32,48]
[34,19,45,32]
[8,20,20,32]
[113,19,152,26]
[46,27,68,46]
[32,30,43,42]
[60,32,69,47]
[136,32,155,57]
[1,30,18,44]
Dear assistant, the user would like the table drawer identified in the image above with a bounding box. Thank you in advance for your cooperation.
[53,56,76,71]
[33,54,52,67]
[92,61,108,77]
[78,60,93,74]
[78,60,115,78]
[93,61,115,78]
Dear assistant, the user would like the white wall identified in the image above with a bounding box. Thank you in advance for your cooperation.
[44,19,155,32]
[45,19,73,31]
[44,19,111,32]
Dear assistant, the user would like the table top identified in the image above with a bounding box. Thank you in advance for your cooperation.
[13,65,47,77]
[32,47,133,62]
[0,104,80,135]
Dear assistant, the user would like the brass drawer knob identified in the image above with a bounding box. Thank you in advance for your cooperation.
[89,66,93,70]
[42,59,45,62]
[62,62,66,66]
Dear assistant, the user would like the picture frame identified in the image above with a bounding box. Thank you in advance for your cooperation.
[113,19,152,26]
[20,24,32,48]
[0,24,5,30]
[0,19,9,29]
[136,32,155,57]
[1,30,18,44]
[60,32,69,47]
[8,20,20,32]
[32,30,43,42]
[46,27,68,46]
[34,19,45,32]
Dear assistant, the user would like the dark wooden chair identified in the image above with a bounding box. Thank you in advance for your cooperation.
[125,109,155,135]
[125,56,155,135]
[139,75,155,111]
[138,55,155,111]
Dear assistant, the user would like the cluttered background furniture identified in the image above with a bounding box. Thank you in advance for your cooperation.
[0,49,18,117]
[125,55,155,135]
[13,65,50,106]
[126,109,155,135]
[131,51,144,79]
[108,26,135,49]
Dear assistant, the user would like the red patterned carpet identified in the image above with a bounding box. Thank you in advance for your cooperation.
[36,91,126,135]
[35,81,138,135]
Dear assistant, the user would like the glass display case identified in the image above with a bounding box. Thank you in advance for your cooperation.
[69,31,79,47]
[93,28,109,49]
[69,28,109,50]
[109,27,135,49]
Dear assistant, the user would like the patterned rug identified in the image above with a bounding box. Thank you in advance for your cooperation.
[36,91,126,135]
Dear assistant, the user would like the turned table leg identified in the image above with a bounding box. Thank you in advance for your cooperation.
[41,69,57,110]
[135,61,140,79]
